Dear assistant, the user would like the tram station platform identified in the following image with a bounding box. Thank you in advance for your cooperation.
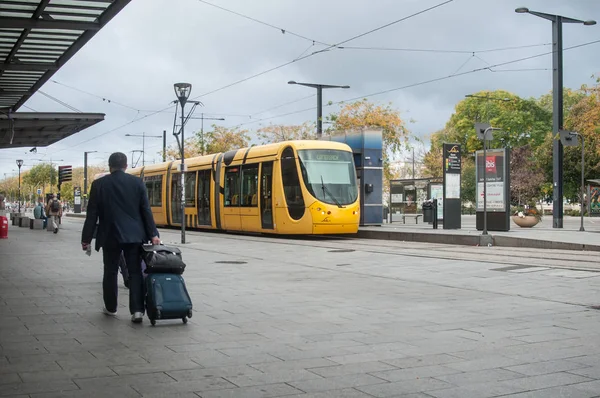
[64,212,600,252]
[359,215,600,252]
[2,216,600,397]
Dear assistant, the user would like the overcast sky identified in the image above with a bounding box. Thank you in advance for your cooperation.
[1,0,599,177]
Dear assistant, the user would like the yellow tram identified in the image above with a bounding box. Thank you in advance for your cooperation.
[126,140,360,235]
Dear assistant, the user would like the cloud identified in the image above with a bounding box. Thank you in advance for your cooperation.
[1,0,598,176]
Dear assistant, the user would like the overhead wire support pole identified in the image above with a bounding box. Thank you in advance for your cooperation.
[515,7,596,229]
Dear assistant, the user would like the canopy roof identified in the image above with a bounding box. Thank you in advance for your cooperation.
[0,112,104,149]
[0,0,130,112]
[0,0,130,149]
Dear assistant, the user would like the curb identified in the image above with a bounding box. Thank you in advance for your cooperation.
[356,229,600,252]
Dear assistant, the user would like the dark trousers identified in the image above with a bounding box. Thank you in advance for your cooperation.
[102,238,143,314]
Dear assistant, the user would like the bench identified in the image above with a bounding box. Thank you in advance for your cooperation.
[19,217,30,228]
[402,214,423,224]
[30,219,44,230]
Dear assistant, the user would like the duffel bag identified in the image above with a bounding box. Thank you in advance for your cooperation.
[140,244,186,274]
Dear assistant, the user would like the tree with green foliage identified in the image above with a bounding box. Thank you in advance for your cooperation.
[22,163,57,193]
[257,122,316,144]
[164,125,250,160]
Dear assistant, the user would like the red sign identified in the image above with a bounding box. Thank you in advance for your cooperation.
[485,156,496,174]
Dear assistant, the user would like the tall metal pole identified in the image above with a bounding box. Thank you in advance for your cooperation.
[84,152,88,211]
[180,102,186,244]
[317,86,323,138]
[201,113,204,155]
[580,134,585,232]
[163,130,166,162]
[17,165,21,213]
[142,132,145,166]
[483,130,488,235]
[552,18,564,229]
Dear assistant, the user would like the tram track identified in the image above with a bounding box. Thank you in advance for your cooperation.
[156,227,600,274]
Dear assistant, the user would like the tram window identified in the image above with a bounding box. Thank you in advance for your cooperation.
[143,175,163,207]
[185,172,196,207]
[281,146,305,220]
[241,164,259,207]
[224,166,240,207]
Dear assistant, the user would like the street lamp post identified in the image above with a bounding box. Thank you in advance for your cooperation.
[174,83,192,244]
[16,159,23,213]
[83,151,97,212]
[125,132,163,166]
[288,81,350,138]
[515,7,595,229]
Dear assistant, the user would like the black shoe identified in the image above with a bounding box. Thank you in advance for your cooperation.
[53,228,58,233]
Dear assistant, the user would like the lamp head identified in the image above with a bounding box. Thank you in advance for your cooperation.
[16,159,23,168]
[341,85,350,89]
[584,20,596,26]
[174,83,192,103]
[288,81,297,85]
[515,7,529,13]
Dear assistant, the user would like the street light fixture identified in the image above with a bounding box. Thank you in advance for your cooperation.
[515,7,596,229]
[125,132,163,166]
[174,82,192,245]
[16,159,23,213]
[288,81,350,138]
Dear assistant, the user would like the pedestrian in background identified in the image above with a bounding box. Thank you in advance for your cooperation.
[81,152,160,323]
[46,194,62,233]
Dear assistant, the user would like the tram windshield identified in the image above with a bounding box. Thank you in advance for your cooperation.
[298,149,358,206]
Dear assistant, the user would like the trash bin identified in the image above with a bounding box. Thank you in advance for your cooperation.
[423,200,433,223]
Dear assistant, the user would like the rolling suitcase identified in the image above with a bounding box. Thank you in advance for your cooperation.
[145,273,193,326]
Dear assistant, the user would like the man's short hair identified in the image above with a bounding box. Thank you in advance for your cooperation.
[108,152,128,170]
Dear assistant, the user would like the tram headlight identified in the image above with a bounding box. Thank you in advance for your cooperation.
[321,211,326,215]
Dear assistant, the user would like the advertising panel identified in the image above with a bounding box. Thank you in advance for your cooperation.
[475,149,506,212]
[430,183,444,220]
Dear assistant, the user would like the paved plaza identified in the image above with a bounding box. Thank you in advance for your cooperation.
[1,217,600,397]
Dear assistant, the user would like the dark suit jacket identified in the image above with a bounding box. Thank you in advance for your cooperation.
[81,170,158,251]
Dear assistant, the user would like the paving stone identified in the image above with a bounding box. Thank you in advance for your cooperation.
[19,367,117,382]
[504,359,591,376]
[199,382,304,398]
[432,368,524,385]
[0,373,20,385]
[223,368,322,387]
[495,385,599,398]
[370,364,462,382]
[167,365,264,381]
[287,373,388,393]
[73,372,174,390]
[282,388,376,398]
[307,361,398,378]
[111,360,203,376]
[132,378,236,395]
[249,358,338,373]
[0,380,79,396]
[355,377,453,397]
[29,386,142,398]
[382,354,463,369]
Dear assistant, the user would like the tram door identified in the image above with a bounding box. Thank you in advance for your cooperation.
[260,161,274,229]
[171,173,182,225]
[197,170,211,226]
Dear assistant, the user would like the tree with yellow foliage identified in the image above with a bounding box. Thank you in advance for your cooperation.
[163,125,251,160]
[256,122,316,144]
[327,99,410,186]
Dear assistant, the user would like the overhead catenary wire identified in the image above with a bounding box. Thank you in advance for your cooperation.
[38,90,81,112]
[233,37,600,128]
[196,0,331,46]
[337,42,552,54]
[189,0,455,101]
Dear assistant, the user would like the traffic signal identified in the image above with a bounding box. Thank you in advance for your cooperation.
[58,165,72,185]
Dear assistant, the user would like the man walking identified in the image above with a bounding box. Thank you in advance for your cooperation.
[46,194,62,233]
[81,152,160,323]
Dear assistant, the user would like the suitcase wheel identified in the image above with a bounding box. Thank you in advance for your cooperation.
[182,317,188,324]
[187,310,193,319]
[150,319,156,326]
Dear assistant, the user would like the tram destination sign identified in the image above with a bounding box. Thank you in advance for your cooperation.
[444,144,461,173]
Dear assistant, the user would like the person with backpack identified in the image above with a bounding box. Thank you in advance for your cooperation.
[46,194,62,233]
